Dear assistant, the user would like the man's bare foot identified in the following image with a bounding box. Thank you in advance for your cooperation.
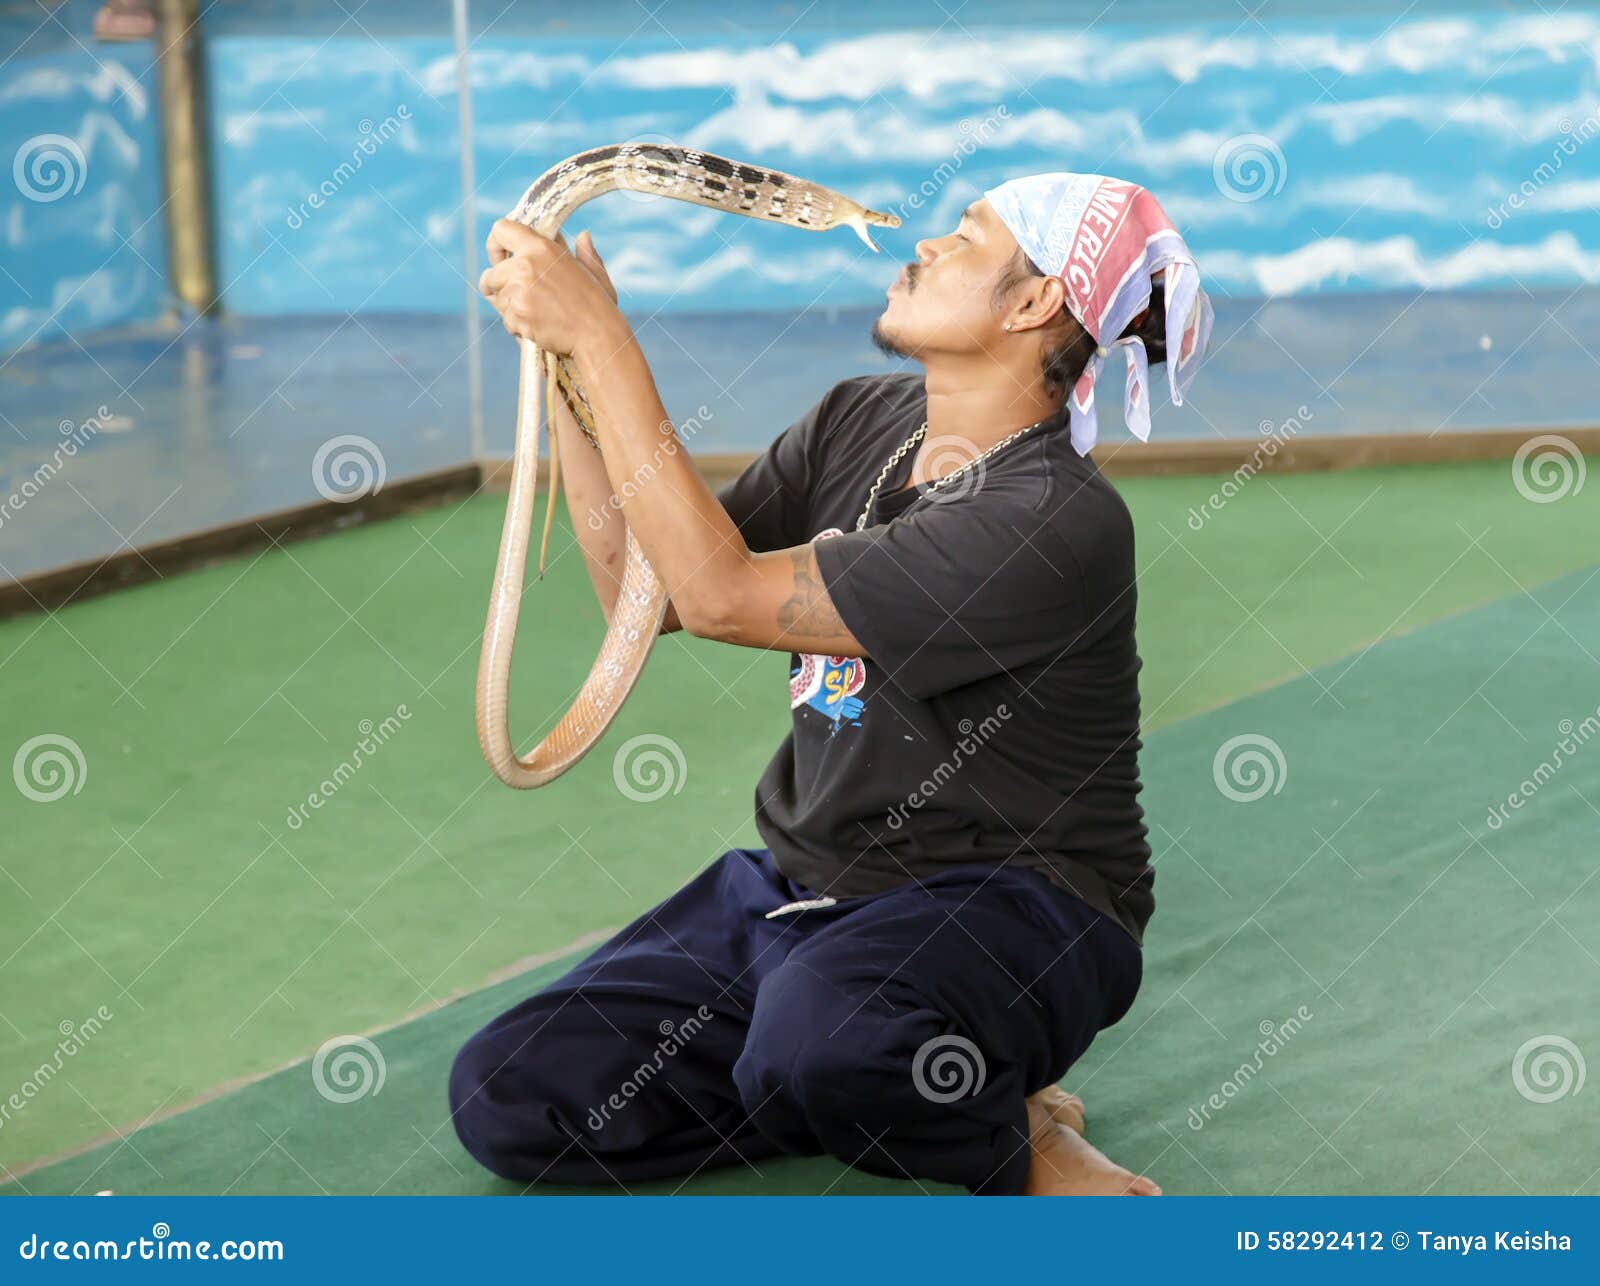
[1022,1095,1161,1195]
[1027,1084,1085,1135]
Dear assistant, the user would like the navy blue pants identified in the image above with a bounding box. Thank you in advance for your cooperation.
[449,849,1141,1194]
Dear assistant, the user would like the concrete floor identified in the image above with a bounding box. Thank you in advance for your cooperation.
[2,286,1596,581]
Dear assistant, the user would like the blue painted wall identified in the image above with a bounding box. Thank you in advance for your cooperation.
[4,3,1599,344]
[209,7,1600,316]
[0,3,167,349]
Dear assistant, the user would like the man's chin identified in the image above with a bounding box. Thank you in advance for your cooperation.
[869,315,915,360]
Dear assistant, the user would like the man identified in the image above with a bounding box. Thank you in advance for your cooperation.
[453,171,1212,1195]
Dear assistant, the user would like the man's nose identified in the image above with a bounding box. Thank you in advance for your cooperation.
[913,239,939,265]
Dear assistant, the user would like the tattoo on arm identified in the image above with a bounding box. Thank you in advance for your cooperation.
[777,546,848,638]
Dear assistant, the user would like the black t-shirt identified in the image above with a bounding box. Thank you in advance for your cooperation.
[716,373,1153,944]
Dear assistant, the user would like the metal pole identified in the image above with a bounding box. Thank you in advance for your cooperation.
[452,0,486,463]
[155,0,217,314]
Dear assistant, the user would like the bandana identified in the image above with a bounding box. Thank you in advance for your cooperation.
[984,172,1213,455]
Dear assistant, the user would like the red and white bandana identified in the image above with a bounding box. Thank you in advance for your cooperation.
[984,172,1213,455]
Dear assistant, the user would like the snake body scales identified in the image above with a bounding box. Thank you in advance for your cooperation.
[476,144,899,788]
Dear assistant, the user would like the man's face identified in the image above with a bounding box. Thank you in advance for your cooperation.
[872,198,1021,360]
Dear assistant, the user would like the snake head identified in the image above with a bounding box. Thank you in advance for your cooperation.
[843,207,902,254]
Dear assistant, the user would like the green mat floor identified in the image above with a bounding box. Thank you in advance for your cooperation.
[3,457,1597,1190]
[10,554,1598,1196]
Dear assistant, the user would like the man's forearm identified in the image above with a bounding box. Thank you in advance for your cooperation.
[549,389,623,614]
[549,372,685,634]
[573,317,748,634]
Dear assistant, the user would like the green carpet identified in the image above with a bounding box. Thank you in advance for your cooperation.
[10,553,1598,1196]
[3,457,1596,1186]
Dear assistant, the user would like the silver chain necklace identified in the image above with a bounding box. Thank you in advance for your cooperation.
[854,416,1050,531]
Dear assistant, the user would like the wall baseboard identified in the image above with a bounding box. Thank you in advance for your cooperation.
[5,429,1593,621]
[0,464,481,622]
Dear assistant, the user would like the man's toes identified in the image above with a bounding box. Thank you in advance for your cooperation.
[1124,1174,1162,1196]
[1045,1090,1085,1133]
[1031,1085,1084,1120]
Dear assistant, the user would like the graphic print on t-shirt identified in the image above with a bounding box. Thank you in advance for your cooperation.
[789,528,866,727]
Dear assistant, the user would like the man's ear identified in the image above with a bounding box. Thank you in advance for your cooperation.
[1007,273,1069,334]
[1035,275,1069,326]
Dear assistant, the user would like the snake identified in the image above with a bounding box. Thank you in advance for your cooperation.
[476,143,900,788]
